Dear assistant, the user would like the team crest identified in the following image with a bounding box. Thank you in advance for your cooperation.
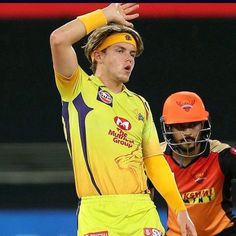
[176,99,195,112]
[194,172,207,184]
[97,88,113,106]
[114,116,132,130]
[138,113,144,121]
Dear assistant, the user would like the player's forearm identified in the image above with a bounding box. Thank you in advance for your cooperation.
[50,8,108,77]
[144,155,186,213]
[50,9,107,50]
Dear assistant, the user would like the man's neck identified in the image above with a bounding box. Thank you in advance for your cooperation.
[172,153,197,167]
[95,72,123,94]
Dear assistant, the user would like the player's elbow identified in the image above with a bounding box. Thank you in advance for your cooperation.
[50,30,66,48]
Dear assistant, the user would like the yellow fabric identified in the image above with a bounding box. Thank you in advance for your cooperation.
[54,66,163,197]
[77,9,107,34]
[144,155,186,213]
[78,194,165,236]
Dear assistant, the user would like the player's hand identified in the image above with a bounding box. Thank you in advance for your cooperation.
[177,210,197,236]
[103,3,139,28]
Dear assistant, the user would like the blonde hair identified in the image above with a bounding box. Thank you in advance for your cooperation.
[83,23,144,73]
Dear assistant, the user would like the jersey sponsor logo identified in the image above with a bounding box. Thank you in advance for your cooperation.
[230,147,236,156]
[108,128,134,148]
[114,116,132,130]
[176,100,195,112]
[84,231,108,236]
[182,187,215,204]
[97,89,113,106]
[144,228,163,236]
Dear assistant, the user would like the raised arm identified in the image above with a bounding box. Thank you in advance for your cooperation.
[49,3,139,77]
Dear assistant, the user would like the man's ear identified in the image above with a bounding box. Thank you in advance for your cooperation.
[94,50,103,63]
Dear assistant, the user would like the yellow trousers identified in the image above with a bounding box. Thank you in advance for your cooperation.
[78,194,165,236]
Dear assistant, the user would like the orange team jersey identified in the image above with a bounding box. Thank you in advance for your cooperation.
[54,66,162,197]
[161,140,236,236]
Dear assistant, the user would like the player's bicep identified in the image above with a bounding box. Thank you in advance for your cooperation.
[51,44,78,78]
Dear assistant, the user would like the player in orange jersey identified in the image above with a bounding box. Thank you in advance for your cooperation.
[159,91,236,236]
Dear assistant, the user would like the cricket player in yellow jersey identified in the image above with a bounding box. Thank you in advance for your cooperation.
[50,3,197,236]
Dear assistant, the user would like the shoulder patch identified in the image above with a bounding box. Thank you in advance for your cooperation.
[210,139,230,153]
[229,147,236,156]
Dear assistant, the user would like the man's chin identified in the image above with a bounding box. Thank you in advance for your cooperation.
[121,77,130,83]
[179,144,195,153]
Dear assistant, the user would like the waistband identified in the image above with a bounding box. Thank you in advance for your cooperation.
[81,193,151,203]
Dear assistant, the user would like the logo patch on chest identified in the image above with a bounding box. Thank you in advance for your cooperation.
[193,172,207,184]
[114,116,132,130]
[97,88,113,106]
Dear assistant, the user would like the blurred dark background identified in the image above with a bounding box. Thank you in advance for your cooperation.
[1,4,236,234]
[2,18,236,143]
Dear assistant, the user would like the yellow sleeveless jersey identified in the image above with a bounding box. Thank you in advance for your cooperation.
[55,66,162,197]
